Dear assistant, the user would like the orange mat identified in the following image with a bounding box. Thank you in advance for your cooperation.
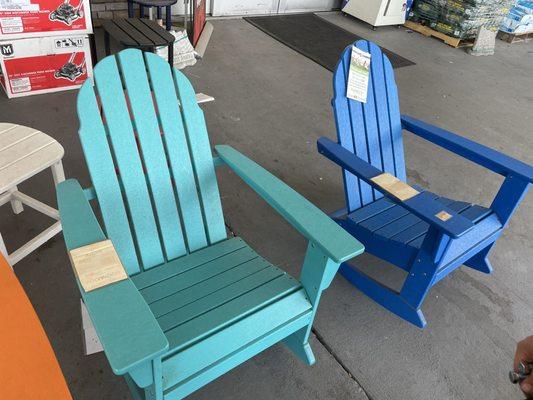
[0,254,72,399]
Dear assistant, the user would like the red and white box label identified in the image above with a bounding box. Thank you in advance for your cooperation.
[0,0,92,39]
[0,35,93,98]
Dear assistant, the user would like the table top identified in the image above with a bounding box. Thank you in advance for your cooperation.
[0,123,64,193]
[0,253,72,399]
[103,18,175,48]
[130,0,177,6]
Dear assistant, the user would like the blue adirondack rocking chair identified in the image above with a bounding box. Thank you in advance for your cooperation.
[56,49,363,400]
[317,40,533,328]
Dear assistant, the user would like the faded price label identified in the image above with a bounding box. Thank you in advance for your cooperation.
[69,240,128,292]
[346,46,371,103]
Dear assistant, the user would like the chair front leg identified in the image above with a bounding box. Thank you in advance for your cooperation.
[399,228,443,310]
[144,358,163,400]
[283,242,340,365]
[490,174,530,227]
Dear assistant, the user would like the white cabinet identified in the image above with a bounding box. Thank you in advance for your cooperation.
[212,0,340,16]
[342,0,406,27]
[278,0,339,13]
[212,0,279,16]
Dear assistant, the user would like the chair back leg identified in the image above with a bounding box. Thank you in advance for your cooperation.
[339,229,448,329]
[128,0,134,18]
[283,327,316,365]
[339,262,428,328]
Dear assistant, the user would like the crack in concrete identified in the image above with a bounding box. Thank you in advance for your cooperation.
[312,327,373,400]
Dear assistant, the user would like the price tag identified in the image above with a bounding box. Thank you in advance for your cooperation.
[69,240,128,292]
[347,46,371,103]
[435,211,453,221]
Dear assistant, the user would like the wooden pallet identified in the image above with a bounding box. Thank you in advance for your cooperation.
[497,30,533,44]
[404,20,475,48]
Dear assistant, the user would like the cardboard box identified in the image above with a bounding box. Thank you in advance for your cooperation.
[0,34,92,98]
[0,0,92,39]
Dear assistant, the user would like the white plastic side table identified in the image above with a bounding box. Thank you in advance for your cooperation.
[0,123,65,265]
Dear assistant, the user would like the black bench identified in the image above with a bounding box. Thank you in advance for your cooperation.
[103,18,175,66]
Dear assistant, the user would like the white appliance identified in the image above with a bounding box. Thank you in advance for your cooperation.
[342,0,407,27]
[211,0,339,16]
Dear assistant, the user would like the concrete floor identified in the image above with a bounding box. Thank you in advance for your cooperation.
[0,12,532,400]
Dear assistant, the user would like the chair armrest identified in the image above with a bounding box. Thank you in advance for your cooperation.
[57,179,168,375]
[401,115,533,183]
[317,137,474,238]
[215,145,364,263]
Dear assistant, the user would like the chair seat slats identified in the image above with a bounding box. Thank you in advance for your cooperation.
[149,257,271,319]
[157,265,285,332]
[348,196,394,223]
[161,290,312,393]
[372,193,440,239]
[140,246,257,304]
[132,237,246,290]
[347,193,492,250]
[163,273,302,352]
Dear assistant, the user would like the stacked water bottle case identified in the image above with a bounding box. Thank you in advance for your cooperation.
[500,1,533,35]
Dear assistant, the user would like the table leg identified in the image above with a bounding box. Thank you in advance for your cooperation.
[140,4,145,18]
[51,161,66,185]
[104,31,110,56]
[166,5,172,31]
[157,6,163,27]
[8,187,23,214]
[168,41,173,66]
[127,0,133,18]
[0,232,8,261]
[89,34,97,65]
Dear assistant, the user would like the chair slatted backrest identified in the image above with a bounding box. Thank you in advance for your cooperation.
[332,40,406,213]
[76,49,227,275]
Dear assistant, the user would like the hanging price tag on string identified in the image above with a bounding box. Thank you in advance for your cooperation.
[346,46,371,103]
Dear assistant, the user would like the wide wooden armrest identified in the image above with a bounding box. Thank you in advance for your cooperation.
[215,145,364,263]
[401,115,533,184]
[57,179,168,375]
[317,137,475,238]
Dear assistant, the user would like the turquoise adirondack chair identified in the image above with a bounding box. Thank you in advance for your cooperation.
[317,40,533,328]
[57,49,364,400]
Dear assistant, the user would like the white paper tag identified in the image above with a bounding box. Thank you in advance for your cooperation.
[346,46,371,103]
